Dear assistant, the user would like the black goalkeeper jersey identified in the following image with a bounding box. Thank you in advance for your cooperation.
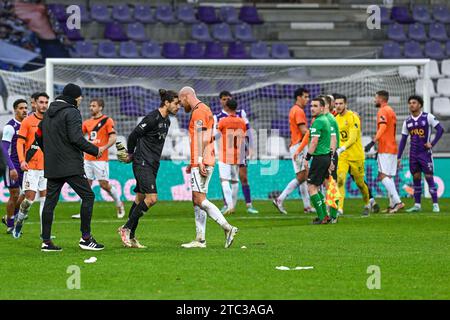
[127,109,170,169]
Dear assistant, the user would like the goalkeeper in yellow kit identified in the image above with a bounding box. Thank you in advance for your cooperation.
[334,95,373,216]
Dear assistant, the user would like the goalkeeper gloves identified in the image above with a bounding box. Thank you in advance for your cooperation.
[116,141,129,162]
[364,140,375,153]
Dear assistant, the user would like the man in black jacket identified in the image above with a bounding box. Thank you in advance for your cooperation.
[37,83,106,252]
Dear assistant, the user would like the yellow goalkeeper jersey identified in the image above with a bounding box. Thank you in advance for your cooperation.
[335,109,365,161]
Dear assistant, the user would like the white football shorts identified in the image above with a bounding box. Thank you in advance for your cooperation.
[84,160,110,181]
[191,166,214,194]
[377,153,397,176]
[22,169,47,192]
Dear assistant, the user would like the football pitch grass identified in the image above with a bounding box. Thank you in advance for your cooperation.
[1,198,449,300]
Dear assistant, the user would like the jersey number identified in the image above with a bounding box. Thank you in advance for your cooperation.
[89,131,97,141]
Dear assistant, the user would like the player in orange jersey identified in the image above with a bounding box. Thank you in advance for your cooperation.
[71,98,125,219]
[13,92,49,238]
[273,87,312,214]
[178,86,238,249]
[365,90,404,213]
[216,99,247,215]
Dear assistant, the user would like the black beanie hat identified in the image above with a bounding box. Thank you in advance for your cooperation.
[62,83,82,99]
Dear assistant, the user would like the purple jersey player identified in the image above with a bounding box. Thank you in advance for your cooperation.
[398,95,444,213]
[214,90,258,214]
[1,98,28,233]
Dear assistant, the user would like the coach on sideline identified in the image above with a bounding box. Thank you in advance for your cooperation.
[37,83,106,252]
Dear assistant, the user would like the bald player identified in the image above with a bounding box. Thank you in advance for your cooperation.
[178,87,238,249]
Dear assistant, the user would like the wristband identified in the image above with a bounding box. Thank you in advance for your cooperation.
[305,153,312,161]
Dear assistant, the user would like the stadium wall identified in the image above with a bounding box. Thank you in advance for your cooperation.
[0,159,448,202]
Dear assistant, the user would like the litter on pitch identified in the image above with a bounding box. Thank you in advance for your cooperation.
[275,266,314,271]
[275,266,290,270]
[84,257,97,264]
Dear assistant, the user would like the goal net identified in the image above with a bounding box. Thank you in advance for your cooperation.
[0,59,431,200]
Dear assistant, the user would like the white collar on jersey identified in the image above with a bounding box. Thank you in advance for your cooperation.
[411,112,423,121]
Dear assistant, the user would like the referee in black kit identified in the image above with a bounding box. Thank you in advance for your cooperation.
[37,83,106,252]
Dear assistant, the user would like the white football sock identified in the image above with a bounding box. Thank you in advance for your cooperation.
[231,182,239,209]
[278,178,299,202]
[300,181,311,208]
[107,185,122,207]
[201,199,231,231]
[221,181,233,209]
[381,177,401,205]
[39,197,46,233]
[194,205,207,241]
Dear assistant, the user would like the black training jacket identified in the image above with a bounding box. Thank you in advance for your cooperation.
[37,95,98,179]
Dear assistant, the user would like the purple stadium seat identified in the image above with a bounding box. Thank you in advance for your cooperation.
[191,23,212,42]
[98,41,117,58]
[184,42,204,59]
[234,23,255,42]
[408,23,427,42]
[227,42,248,59]
[271,43,290,59]
[62,24,84,41]
[126,23,147,41]
[413,5,433,24]
[204,42,225,59]
[141,41,161,58]
[134,5,155,24]
[162,42,183,59]
[387,23,407,41]
[220,6,240,24]
[155,5,177,24]
[91,4,111,23]
[119,41,139,58]
[48,4,67,22]
[70,41,96,58]
[104,22,128,41]
[429,23,448,41]
[446,41,450,57]
[177,4,197,24]
[380,7,392,25]
[197,6,220,24]
[382,42,402,58]
[239,6,263,24]
[432,5,450,24]
[212,23,234,42]
[112,5,133,23]
[425,41,445,60]
[391,6,414,24]
[250,41,270,59]
[75,4,90,23]
[404,41,423,58]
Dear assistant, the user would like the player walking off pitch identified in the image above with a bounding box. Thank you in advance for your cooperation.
[178,86,238,249]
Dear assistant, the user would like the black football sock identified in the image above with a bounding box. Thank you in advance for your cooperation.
[124,201,149,232]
